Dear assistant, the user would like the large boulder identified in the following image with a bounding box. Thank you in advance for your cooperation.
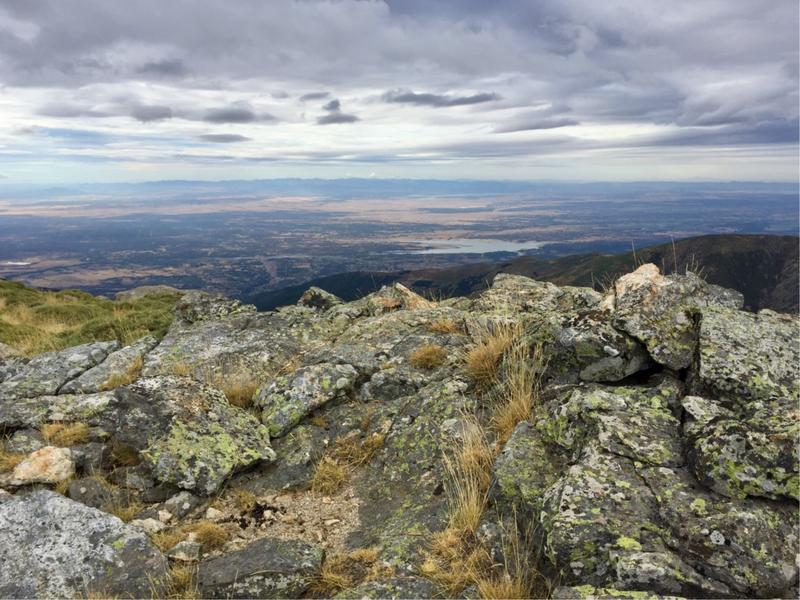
[61,335,158,393]
[197,537,323,599]
[607,264,743,370]
[0,341,119,400]
[256,362,360,437]
[0,490,168,598]
[8,446,74,486]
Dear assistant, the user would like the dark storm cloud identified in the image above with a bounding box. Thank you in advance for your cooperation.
[131,104,173,122]
[197,133,251,143]
[300,91,330,102]
[137,59,188,78]
[384,90,499,108]
[317,98,359,125]
[202,107,257,123]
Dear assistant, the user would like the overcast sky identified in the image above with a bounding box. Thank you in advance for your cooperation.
[0,0,797,183]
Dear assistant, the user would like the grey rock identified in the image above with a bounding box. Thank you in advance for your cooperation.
[67,476,125,510]
[333,576,439,599]
[4,428,45,454]
[257,362,359,437]
[197,537,323,599]
[166,540,202,562]
[0,490,168,598]
[61,335,158,393]
[115,284,185,301]
[298,286,343,310]
[0,340,119,400]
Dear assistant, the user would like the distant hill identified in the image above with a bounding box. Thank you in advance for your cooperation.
[248,234,799,313]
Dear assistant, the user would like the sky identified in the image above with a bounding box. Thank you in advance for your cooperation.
[0,0,797,184]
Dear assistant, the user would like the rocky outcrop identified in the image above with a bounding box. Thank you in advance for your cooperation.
[0,264,797,599]
[0,490,168,598]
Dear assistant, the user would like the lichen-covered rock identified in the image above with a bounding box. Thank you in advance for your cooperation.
[608,264,743,370]
[4,428,45,454]
[0,490,168,598]
[257,362,359,437]
[0,340,119,400]
[197,537,323,599]
[61,335,158,393]
[114,377,276,495]
[682,395,798,501]
[298,286,343,310]
[693,306,799,404]
[174,290,256,323]
[8,446,74,485]
[333,576,439,599]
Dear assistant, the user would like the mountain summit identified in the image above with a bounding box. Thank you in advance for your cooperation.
[0,265,797,599]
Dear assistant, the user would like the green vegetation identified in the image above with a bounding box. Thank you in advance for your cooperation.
[0,279,179,356]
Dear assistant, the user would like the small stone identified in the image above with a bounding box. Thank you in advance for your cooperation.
[324,518,340,526]
[166,540,202,563]
[11,446,74,485]
[205,507,224,520]
[129,518,166,534]
[158,510,173,523]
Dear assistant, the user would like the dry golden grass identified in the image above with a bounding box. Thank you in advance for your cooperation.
[420,528,489,596]
[428,318,461,334]
[311,456,348,495]
[309,414,329,428]
[41,422,90,446]
[151,528,186,552]
[464,324,518,388]
[330,432,386,467]
[490,341,546,444]
[186,521,229,551]
[100,355,144,390]
[110,439,141,466]
[229,487,257,512]
[53,475,76,496]
[219,378,259,409]
[409,344,448,370]
[310,548,392,597]
[0,448,25,472]
[105,498,144,522]
[166,564,199,600]
[172,361,192,377]
[442,417,494,534]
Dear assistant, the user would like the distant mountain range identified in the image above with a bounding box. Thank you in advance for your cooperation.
[247,234,799,313]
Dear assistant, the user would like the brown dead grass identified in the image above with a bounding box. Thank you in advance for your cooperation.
[311,456,348,496]
[41,422,90,446]
[172,361,192,377]
[409,344,448,370]
[110,439,141,466]
[151,528,186,552]
[428,317,461,334]
[464,324,518,388]
[330,431,386,467]
[186,520,229,551]
[0,448,25,472]
[310,547,393,597]
[490,340,546,444]
[166,564,199,600]
[105,498,144,522]
[220,378,259,409]
[229,487,257,512]
[100,355,144,390]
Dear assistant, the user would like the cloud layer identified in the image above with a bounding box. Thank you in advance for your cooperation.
[0,0,796,182]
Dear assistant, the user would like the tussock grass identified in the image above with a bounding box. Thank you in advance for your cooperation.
[166,564,198,600]
[428,317,461,334]
[105,498,144,522]
[186,520,229,551]
[331,431,386,467]
[0,448,25,472]
[464,324,518,388]
[171,361,192,377]
[151,528,186,552]
[311,456,348,495]
[490,340,546,444]
[229,487,257,512]
[41,422,90,446]
[0,280,178,356]
[310,548,393,597]
[219,378,259,409]
[110,439,141,466]
[409,344,448,370]
[101,355,144,390]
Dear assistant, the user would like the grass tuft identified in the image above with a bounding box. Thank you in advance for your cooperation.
[41,422,90,446]
[166,564,198,600]
[0,448,25,472]
[105,498,144,522]
[310,548,392,597]
[490,340,546,444]
[100,355,144,390]
[409,344,448,370]
[428,318,461,334]
[186,520,229,551]
[110,439,141,466]
[172,361,192,377]
[311,456,348,495]
[464,324,518,388]
[229,487,257,512]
